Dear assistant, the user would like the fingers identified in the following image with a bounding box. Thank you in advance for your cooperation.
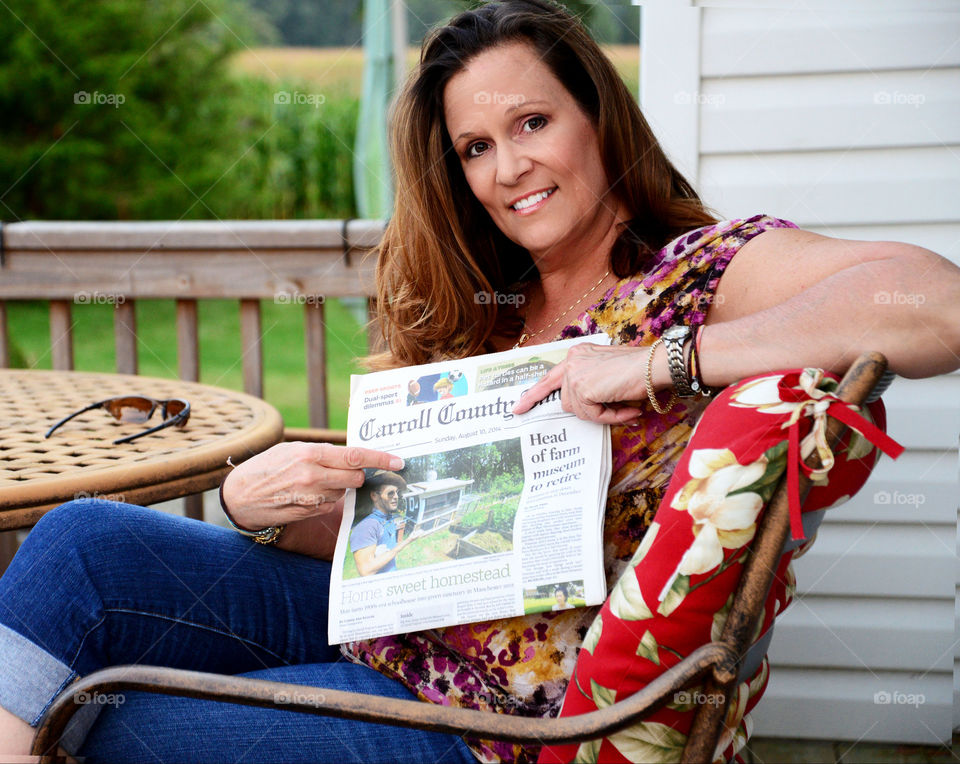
[307,465,367,491]
[511,345,651,424]
[512,364,565,414]
[308,443,404,471]
[592,405,644,426]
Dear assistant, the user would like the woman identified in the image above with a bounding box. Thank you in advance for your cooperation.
[1,0,958,761]
[552,586,574,612]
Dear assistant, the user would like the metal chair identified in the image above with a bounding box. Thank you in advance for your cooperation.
[30,351,891,763]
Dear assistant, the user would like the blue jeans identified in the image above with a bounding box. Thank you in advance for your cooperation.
[0,499,477,763]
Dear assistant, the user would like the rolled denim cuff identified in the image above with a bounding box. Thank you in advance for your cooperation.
[0,621,98,753]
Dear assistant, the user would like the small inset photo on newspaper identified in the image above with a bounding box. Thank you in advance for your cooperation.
[405,369,468,405]
[522,580,586,614]
[342,438,523,580]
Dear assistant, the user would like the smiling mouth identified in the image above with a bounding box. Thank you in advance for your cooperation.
[511,187,557,212]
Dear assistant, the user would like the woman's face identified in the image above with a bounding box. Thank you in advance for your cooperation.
[555,590,566,606]
[443,42,623,265]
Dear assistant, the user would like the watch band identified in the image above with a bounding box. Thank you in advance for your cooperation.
[663,326,696,397]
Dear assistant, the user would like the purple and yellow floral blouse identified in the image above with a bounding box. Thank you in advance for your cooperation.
[340,215,799,763]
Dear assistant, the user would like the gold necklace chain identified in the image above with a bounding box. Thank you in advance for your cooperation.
[514,271,610,349]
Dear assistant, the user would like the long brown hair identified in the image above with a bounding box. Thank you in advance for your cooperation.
[370,0,717,368]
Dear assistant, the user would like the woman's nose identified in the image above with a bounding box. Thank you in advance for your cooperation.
[496,144,533,186]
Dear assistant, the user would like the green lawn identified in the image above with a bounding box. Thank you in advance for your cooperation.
[523,596,587,614]
[4,298,368,429]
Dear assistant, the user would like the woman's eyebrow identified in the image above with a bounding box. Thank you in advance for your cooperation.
[452,100,551,145]
[505,98,548,114]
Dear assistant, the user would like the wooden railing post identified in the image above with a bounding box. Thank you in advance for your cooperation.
[176,298,203,521]
[304,300,328,428]
[114,299,138,375]
[239,299,263,399]
[49,300,73,371]
[176,299,200,383]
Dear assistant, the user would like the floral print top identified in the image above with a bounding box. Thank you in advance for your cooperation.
[340,215,799,763]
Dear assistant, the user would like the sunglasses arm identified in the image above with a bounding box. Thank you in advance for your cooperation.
[44,400,112,439]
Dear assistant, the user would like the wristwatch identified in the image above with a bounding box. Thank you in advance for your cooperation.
[661,325,697,397]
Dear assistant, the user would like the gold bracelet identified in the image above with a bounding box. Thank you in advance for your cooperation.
[645,339,678,415]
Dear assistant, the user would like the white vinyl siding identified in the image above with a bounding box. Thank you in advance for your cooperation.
[638,0,959,744]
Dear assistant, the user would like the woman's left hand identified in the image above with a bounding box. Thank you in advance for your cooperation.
[511,343,660,424]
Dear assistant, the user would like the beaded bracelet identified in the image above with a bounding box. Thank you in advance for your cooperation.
[687,325,716,397]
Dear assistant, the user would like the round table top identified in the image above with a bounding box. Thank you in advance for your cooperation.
[0,369,284,520]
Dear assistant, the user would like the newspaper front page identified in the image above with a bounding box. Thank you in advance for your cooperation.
[328,335,613,644]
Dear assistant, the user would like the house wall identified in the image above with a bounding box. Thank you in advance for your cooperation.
[637,0,959,744]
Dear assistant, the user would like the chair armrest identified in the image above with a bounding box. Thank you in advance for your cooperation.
[31,644,735,762]
[283,427,347,446]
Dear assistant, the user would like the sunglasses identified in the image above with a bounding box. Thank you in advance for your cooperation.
[45,396,191,445]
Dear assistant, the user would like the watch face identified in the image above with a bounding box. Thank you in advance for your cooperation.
[663,325,690,341]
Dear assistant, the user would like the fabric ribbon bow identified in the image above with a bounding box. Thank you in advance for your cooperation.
[778,369,904,541]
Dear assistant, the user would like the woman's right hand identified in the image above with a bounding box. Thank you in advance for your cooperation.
[221,441,404,533]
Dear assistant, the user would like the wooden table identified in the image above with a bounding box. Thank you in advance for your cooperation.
[0,369,284,531]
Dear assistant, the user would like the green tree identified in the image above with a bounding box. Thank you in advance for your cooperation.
[0,0,269,220]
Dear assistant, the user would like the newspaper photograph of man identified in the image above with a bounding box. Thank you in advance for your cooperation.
[349,470,425,577]
[341,440,524,580]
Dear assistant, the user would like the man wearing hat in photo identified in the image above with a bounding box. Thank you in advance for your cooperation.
[351,470,422,576]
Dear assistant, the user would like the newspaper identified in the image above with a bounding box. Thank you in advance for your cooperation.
[328,334,613,644]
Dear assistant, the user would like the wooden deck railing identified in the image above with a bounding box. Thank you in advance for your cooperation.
[0,219,384,427]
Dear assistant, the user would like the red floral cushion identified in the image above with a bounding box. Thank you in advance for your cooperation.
[538,368,901,764]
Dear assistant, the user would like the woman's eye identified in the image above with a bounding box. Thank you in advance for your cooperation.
[466,141,489,159]
[522,115,547,133]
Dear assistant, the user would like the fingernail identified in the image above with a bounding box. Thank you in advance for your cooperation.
[390,457,404,470]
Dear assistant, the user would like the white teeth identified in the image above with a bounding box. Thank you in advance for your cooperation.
[512,188,555,210]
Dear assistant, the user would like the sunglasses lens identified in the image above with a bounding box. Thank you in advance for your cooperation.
[104,397,154,423]
[166,400,190,427]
